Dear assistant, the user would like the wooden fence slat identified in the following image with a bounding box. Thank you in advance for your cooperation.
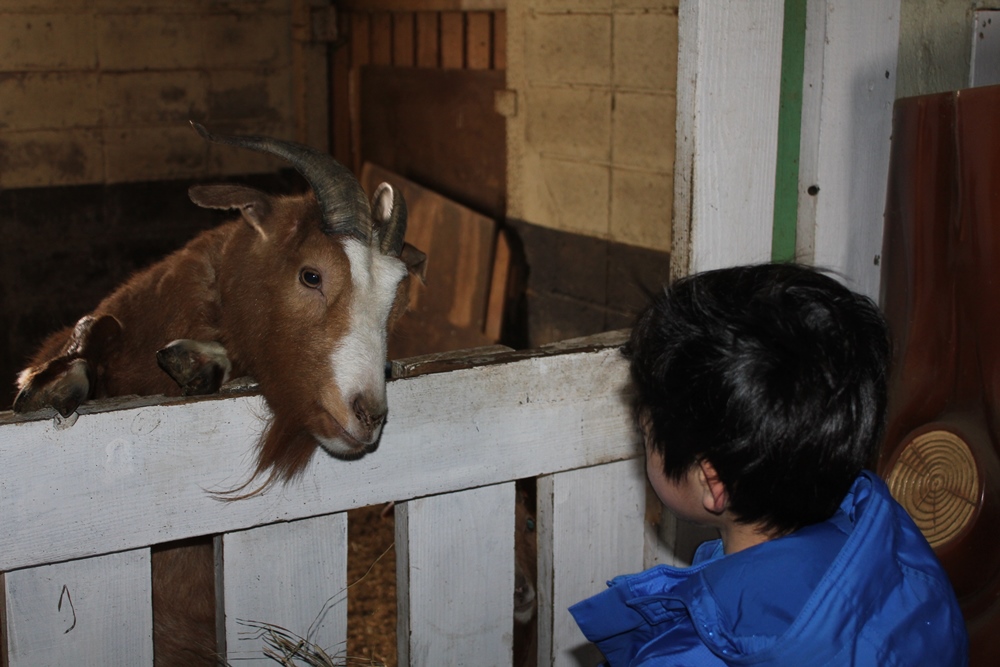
[220,514,349,665]
[466,12,492,69]
[537,460,647,667]
[393,12,416,66]
[371,12,394,65]
[331,24,353,167]
[397,483,515,666]
[3,550,152,666]
[416,12,440,67]
[351,11,372,66]
[0,346,633,573]
[440,11,465,68]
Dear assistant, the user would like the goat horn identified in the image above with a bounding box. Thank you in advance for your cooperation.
[190,122,371,242]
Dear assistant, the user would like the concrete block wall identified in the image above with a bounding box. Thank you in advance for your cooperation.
[506,0,678,253]
[0,0,322,189]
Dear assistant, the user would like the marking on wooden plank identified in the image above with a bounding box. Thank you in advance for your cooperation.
[4,550,152,666]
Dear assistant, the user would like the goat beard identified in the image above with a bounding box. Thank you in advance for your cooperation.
[213,410,320,501]
[255,413,320,484]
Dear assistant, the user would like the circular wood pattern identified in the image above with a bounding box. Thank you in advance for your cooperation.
[886,429,980,549]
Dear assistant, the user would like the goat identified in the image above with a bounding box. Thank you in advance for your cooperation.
[11,123,425,665]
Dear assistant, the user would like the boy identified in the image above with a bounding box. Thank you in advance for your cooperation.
[570,263,968,666]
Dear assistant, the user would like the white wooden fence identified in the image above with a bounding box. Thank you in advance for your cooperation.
[0,334,687,667]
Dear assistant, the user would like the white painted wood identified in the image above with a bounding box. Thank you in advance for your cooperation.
[971,10,1000,88]
[537,460,647,667]
[4,549,152,666]
[396,483,515,667]
[796,0,900,301]
[672,0,785,280]
[0,346,632,573]
[220,514,348,666]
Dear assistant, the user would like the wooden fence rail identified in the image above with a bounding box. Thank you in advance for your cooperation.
[0,335,677,666]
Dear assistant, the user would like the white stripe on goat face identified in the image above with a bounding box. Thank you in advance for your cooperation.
[318,237,406,457]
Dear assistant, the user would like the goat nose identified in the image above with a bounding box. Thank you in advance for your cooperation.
[353,396,387,433]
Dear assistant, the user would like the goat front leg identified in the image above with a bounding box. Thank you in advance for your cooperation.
[156,339,232,396]
[14,357,92,417]
[14,314,121,417]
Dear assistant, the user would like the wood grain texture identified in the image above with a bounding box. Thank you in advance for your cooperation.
[359,66,506,217]
[537,461,646,667]
[397,483,515,667]
[221,514,349,666]
[672,0,783,278]
[4,550,153,666]
[797,0,899,300]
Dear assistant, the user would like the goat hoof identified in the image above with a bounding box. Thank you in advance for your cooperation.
[13,358,91,417]
[157,340,231,396]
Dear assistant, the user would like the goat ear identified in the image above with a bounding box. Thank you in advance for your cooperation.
[400,243,427,284]
[189,184,272,240]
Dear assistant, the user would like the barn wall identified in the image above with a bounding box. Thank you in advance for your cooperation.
[505,0,678,253]
[0,0,330,188]
[503,0,676,344]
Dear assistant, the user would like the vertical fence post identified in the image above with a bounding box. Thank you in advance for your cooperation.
[220,513,349,666]
[397,482,516,666]
[3,550,153,666]
[537,459,647,667]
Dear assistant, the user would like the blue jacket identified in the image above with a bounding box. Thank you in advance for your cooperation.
[570,471,968,666]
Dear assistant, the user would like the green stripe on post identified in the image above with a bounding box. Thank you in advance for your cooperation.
[772,0,807,262]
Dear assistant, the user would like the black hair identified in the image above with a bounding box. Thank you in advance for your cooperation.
[624,263,890,534]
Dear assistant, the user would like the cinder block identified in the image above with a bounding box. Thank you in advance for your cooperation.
[103,125,207,183]
[99,71,209,126]
[202,12,291,70]
[525,13,611,85]
[96,13,205,70]
[205,68,294,150]
[610,167,672,252]
[90,0,290,10]
[0,129,104,188]
[612,90,676,172]
[612,0,680,10]
[526,0,613,11]
[614,11,678,91]
[0,72,100,130]
[525,85,611,161]
[0,13,97,71]
[523,155,610,238]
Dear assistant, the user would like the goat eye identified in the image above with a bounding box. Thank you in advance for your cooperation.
[299,268,322,288]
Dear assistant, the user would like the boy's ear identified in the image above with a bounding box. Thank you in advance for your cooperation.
[697,459,729,514]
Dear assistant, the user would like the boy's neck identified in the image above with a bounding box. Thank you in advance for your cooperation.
[718,520,776,555]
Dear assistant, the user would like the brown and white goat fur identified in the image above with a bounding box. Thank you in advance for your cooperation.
[12,123,424,665]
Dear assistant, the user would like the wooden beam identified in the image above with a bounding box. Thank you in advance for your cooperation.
[796,0,900,301]
[0,343,635,573]
[672,0,784,280]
